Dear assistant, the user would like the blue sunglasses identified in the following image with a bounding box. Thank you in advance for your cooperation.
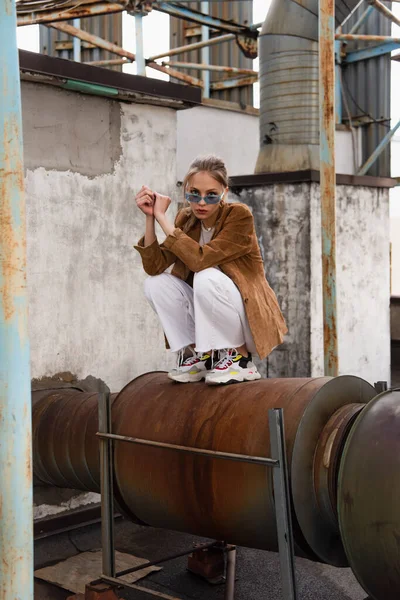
[185,191,224,205]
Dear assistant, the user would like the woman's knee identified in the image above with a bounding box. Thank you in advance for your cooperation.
[144,274,168,302]
[193,268,222,299]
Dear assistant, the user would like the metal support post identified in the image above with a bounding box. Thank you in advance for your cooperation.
[73,18,81,62]
[335,40,342,124]
[98,390,116,578]
[224,546,237,600]
[135,13,146,76]
[201,1,210,98]
[269,409,298,600]
[320,0,339,376]
[0,0,33,597]
[357,119,400,175]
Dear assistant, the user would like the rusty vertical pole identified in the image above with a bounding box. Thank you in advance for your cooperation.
[0,0,33,598]
[319,0,338,376]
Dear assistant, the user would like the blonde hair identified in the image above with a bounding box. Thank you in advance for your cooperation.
[181,155,229,232]
[183,154,229,192]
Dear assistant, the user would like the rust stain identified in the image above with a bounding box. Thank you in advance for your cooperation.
[149,62,203,87]
[1,114,26,324]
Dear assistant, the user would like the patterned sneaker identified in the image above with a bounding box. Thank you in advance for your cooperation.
[205,350,261,385]
[168,349,214,383]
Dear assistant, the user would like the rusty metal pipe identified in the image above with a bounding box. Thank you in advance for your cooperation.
[338,389,400,600]
[367,0,400,27]
[319,0,338,377]
[32,373,375,566]
[17,2,125,26]
[336,33,400,42]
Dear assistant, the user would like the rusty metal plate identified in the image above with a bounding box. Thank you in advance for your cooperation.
[338,389,400,600]
[291,376,376,566]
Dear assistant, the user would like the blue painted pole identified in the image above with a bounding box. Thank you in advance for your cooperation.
[135,13,146,76]
[0,1,33,599]
[201,1,210,99]
[348,5,374,34]
[319,0,339,376]
[358,120,400,175]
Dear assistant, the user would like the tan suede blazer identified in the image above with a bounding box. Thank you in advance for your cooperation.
[135,202,287,359]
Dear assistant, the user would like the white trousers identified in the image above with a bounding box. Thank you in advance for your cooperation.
[144,268,257,355]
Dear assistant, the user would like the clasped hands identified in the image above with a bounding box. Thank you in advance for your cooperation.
[135,185,171,222]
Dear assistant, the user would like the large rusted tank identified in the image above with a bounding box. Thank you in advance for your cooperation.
[32,374,400,600]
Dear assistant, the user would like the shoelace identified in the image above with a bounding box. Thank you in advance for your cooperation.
[177,347,198,368]
[214,349,237,369]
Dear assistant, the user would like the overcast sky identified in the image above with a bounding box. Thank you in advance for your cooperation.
[16,1,400,215]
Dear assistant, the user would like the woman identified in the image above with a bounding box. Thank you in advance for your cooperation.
[135,155,287,385]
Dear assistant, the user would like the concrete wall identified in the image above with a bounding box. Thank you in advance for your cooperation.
[177,105,260,181]
[22,82,178,393]
[310,184,390,383]
[234,183,391,385]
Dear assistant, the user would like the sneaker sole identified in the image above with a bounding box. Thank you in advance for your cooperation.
[206,371,261,386]
[168,372,206,384]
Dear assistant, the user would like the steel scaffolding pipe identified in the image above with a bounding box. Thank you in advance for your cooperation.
[0,0,33,596]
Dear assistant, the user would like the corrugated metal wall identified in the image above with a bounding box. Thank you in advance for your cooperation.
[342,5,392,177]
[170,1,254,105]
[39,16,122,69]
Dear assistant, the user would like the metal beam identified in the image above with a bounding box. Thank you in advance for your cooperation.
[320,0,338,376]
[210,75,257,90]
[48,22,203,87]
[336,33,400,42]
[357,120,400,175]
[153,1,257,36]
[17,2,125,26]
[0,1,33,599]
[167,61,257,75]
[85,58,130,67]
[48,21,136,61]
[338,0,364,28]
[344,41,400,62]
[148,22,262,61]
[149,32,236,61]
[367,0,400,27]
[348,5,375,33]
